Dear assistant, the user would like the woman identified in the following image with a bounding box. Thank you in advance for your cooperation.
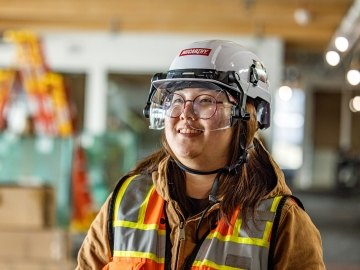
[76,40,325,269]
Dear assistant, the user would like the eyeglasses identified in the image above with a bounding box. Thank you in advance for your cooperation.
[163,92,229,119]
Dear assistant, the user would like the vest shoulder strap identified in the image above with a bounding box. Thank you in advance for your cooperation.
[268,195,305,270]
[107,173,134,256]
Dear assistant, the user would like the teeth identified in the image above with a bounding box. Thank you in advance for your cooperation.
[179,128,201,134]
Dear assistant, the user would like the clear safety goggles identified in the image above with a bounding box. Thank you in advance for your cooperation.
[148,81,236,131]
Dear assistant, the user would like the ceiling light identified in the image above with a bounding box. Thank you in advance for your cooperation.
[326,0,360,62]
[278,85,293,101]
[335,36,349,52]
[325,51,340,66]
[347,69,360,85]
[349,96,360,112]
[294,8,311,26]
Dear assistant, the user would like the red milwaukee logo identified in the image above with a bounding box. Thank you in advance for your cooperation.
[179,48,211,56]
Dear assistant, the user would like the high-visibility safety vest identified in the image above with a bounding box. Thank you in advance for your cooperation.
[103,174,291,270]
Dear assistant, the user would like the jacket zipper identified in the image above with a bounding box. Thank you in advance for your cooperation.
[179,221,185,241]
[174,220,185,269]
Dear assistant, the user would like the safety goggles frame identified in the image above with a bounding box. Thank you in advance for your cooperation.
[143,69,249,124]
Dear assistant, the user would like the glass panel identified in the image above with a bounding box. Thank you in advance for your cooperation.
[0,134,74,226]
[272,87,305,174]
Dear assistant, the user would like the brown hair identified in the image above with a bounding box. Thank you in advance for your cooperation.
[127,100,277,222]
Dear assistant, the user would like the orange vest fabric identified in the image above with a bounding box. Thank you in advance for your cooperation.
[103,175,282,270]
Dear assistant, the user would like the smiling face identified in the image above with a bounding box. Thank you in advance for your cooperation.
[164,88,234,171]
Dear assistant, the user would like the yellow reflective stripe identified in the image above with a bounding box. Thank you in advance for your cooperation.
[193,259,246,270]
[113,175,138,221]
[138,185,155,223]
[113,250,165,263]
[233,218,242,237]
[270,196,282,212]
[113,220,166,234]
[209,229,270,247]
[263,221,274,245]
[208,197,281,248]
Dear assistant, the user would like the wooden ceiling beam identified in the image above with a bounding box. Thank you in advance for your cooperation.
[0,0,353,54]
[0,0,351,18]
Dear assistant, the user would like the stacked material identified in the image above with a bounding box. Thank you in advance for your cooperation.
[0,185,75,270]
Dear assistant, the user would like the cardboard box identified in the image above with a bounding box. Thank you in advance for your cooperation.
[0,185,55,229]
[0,228,71,262]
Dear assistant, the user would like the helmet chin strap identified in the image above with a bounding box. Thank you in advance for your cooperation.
[173,159,223,175]
[172,144,250,203]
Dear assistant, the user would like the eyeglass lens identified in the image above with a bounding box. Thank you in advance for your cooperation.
[164,93,218,119]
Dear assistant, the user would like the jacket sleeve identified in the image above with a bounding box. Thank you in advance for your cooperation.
[75,195,112,270]
[273,198,326,270]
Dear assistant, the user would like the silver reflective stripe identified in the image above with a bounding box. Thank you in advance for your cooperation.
[116,175,153,222]
[196,237,267,269]
[113,226,166,256]
[194,197,278,270]
[243,199,276,239]
[113,175,166,261]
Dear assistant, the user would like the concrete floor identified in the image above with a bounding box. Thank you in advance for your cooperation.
[294,190,360,270]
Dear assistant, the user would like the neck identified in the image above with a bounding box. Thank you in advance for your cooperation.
[171,158,226,200]
[185,172,216,199]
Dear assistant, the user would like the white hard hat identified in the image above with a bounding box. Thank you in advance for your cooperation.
[144,40,271,129]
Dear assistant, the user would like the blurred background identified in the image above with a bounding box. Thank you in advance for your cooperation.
[0,0,359,269]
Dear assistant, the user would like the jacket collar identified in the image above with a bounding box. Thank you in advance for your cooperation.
[152,146,292,202]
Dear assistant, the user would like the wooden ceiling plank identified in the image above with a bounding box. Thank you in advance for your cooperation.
[0,0,353,54]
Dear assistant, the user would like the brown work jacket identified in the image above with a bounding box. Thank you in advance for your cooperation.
[76,153,325,270]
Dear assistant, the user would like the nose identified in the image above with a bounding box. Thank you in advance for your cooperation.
[180,100,197,120]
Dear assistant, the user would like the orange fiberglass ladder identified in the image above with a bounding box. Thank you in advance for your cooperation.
[3,30,74,137]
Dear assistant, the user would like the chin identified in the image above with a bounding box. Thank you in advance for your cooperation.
[175,149,198,161]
